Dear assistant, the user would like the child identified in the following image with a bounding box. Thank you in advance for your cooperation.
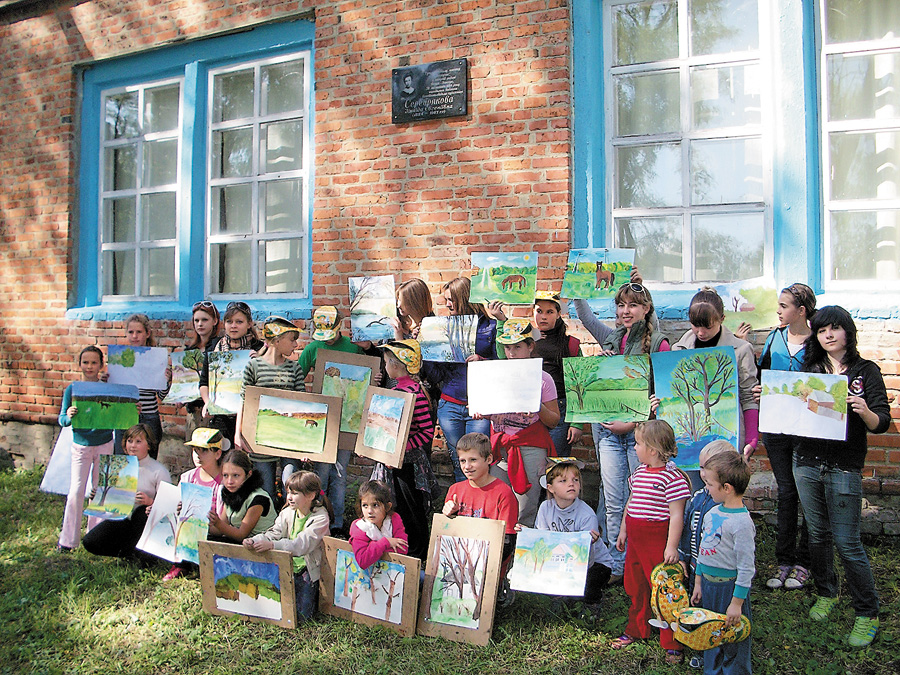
[612,420,691,665]
[209,449,277,543]
[693,451,755,674]
[393,278,434,340]
[183,301,221,439]
[57,346,115,552]
[245,471,333,620]
[349,480,409,569]
[370,340,436,560]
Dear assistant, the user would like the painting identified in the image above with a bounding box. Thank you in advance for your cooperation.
[39,427,94,496]
[563,354,651,424]
[165,350,204,404]
[241,387,341,464]
[469,252,538,305]
[136,481,214,564]
[418,315,477,362]
[349,275,397,343]
[71,382,139,430]
[83,454,138,520]
[417,514,505,646]
[466,358,543,416]
[199,541,297,629]
[207,350,252,415]
[355,387,415,469]
[759,370,848,441]
[319,537,420,636]
[107,345,169,391]
[713,280,779,333]
[312,350,381,449]
[560,248,635,300]
[508,528,592,596]
[652,347,740,470]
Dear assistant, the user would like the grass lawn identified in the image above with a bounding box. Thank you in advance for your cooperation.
[2,467,898,675]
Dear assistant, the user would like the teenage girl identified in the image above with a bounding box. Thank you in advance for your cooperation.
[245,471,333,620]
[349,479,409,569]
[183,301,221,437]
[208,449,277,543]
[393,278,435,340]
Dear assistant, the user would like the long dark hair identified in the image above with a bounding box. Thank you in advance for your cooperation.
[220,449,263,511]
[803,305,859,373]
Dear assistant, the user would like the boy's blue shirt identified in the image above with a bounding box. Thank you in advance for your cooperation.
[679,486,717,579]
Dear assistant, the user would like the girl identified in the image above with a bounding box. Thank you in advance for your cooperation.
[371,340,436,560]
[57,346,115,552]
[183,301,221,438]
[349,480,409,569]
[393,278,435,340]
[794,306,890,648]
[209,449,277,543]
[83,424,172,558]
[757,283,816,591]
[613,420,691,664]
[245,471,332,620]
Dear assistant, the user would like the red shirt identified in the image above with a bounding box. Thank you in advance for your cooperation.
[626,463,691,522]
[445,478,519,534]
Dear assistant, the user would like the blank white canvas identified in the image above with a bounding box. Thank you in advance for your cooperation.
[40,427,95,496]
[467,358,543,416]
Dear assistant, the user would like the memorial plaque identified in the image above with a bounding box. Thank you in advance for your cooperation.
[392,59,468,124]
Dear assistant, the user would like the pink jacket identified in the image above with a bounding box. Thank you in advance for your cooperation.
[349,512,407,569]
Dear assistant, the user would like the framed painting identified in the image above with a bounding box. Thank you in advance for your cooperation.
[354,386,415,469]
[469,251,538,305]
[319,536,420,636]
[416,514,505,646]
[311,350,381,450]
[759,370,848,441]
[563,354,651,424]
[106,345,169,390]
[508,528,591,596]
[242,387,342,464]
[71,382,139,430]
[560,248,635,300]
[418,315,477,362]
[83,455,138,520]
[199,541,297,629]
[349,275,397,343]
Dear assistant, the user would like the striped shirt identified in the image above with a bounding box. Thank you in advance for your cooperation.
[395,376,434,451]
[241,357,306,396]
[139,385,170,418]
[626,463,691,522]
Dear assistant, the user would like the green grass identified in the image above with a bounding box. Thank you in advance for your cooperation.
[3,467,899,674]
[256,411,328,455]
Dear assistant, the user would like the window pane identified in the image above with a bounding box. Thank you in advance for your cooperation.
[143,247,175,296]
[211,128,252,178]
[831,210,900,281]
[262,60,304,115]
[826,0,900,44]
[262,179,303,233]
[830,131,900,200]
[261,239,303,293]
[143,139,177,187]
[143,84,180,133]
[210,184,252,235]
[104,145,137,191]
[691,137,763,204]
[691,64,761,129]
[105,92,139,140]
[615,71,680,136]
[261,120,304,173]
[616,143,682,208]
[103,249,135,296]
[827,52,900,122]
[693,212,764,281]
[213,69,254,122]
[210,242,251,294]
[690,0,758,56]
[613,1,678,66]
[143,192,176,241]
[616,216,683,282]
[102,197,136,243]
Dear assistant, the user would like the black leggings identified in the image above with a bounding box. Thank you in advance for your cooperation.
[82,505,149,557]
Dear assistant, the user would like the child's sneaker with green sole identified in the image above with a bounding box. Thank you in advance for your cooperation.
[809,596,838,621]
[848,616,879,648]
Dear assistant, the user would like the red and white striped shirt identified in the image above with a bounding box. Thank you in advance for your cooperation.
[626,463,691,522]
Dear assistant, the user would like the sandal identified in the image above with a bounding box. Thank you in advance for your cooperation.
[665,649,685,665]
[611,634,636,649]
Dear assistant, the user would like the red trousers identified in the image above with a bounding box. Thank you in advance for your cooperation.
[623,515,680,651]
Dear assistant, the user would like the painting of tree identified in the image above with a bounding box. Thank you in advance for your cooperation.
[419,316,477,362]
[83,454,139,520]
[562,355,651,424]
[668,350,735,441]
[508,528,592,596]
[349,275,396,342]
[428,535,490,627]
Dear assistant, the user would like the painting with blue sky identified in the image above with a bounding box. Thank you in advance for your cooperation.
[107,345,169,390]
[469,252,537,304]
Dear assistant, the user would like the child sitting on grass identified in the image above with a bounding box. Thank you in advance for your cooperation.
[349,480,408,569]
[208,449,276,543]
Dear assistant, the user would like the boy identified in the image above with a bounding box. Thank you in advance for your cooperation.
[693,451,755,675]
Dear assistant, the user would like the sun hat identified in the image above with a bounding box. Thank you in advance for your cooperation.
[312,306,342,342]
[379,339,422,375]
[673,606,752,650]
[496,317,534,345]
[534,290,562,309]
[539,456,586,489]
[185,427,231,452]
[262,315,299,341]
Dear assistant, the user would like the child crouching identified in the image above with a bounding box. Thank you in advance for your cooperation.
[349,480,409,569]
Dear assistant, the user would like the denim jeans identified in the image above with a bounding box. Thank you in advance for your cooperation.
[593,425,638,575]
[315,448,352,531]
[549,399,571,456]
[437,398,490,483]
[294,569,318,620]
[490,446,547,527]
[762,432,809,567]
[793,460,879,617]
[253,459,278,504]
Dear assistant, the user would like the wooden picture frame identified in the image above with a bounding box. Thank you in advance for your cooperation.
[318,536,420,636]
[199,541,297,629]
[311,349,382,450]
[242,386,342,464]
[354,386,415,469]
[416,514,505,646]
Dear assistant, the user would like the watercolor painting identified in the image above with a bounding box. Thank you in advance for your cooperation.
[760,370,848,441]
[256,394,328,454]
[362,393,404,455]
[321,360,372,434]
[469,252,537,305]
[333,549,407,624]
[136,481,213,564]
[349,275,397,343]
[427,534,490,629]
[165,350,203,404]
[713,280,778,333]
[563,354,651,424]
[652,347,740,470]
[207,350,252,415]
[107,345,169,390]
[466,358,543,416]
[418,316,477,362]
[83,455,138,520]
[71,382,139,430]
[39,427,91,496]
[560,248,635,300]
[509,528,592,596]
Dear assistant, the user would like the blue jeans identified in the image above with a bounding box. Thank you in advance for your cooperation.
[437,398,490,483]
[793,460,878,617]
[700,575,752,675]
[252,459,278,503]
[549,399,571,456]
[762,432,809,567]
[593,425,638,575]
[315,448,352,531]
[294,569,318,620]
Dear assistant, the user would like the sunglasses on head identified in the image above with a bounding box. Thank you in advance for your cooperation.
[226,301,252,314]
[193,300,217,312]
[622,282,649,299]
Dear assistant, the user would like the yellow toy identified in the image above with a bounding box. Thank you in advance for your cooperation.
[673,607,751,651]
[649,562,690,629]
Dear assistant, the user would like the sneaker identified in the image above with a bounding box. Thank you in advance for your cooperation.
[162,565,186,582]
[809,595,838,621]
[496,578,516,611]
[665,649,685,665]
[766,565,791,589]
[848,616,879,648]
[784,565,809,590]
[688,655,704,669]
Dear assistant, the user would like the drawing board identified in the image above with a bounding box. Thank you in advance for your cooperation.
[354,386,415,468]
[469,252,537,305]
[311,350,381,450]
[107,345,169,391]
[560,248,635,300]
[466,358,543,416]
[509,528,592,596]
[563,354,651,424]
[759,370,848,441]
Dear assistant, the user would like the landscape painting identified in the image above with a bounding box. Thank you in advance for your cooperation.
[652,347,740,471]
[207,350,252,415]
[714,280,779,334]
[418,315,477,362]
[313,350,380,447]
[563,354,651,424]
[83,455,138,520]
[349,275,397,343]
[356,387,414,468]
[467,358,543,416]
[509,528,591,596]
[107,345,169,390]
[560,248,635,300]
[71,382,139,430]
[469,252,537,305]
[759,370,848,441]
[137,481,214,564]
[165,350,204,404]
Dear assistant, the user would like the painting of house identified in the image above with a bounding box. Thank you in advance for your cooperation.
[806,389,845,421]
[759,370,848,441]
[508,528,591,597]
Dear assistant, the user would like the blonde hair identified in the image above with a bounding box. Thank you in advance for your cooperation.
[699,440,736,463]
[545,462,581,492]
[613,283,656,353]
[635,420,678,463]
[126,313,154,347]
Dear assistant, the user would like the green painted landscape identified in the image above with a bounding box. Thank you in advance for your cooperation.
[322,362,371,434]
[255,395,328,455]
[716,282,779,333]
[560,248,635,300]
[71,382,139,430]
[563,355,651,424]
[469,252,537,305]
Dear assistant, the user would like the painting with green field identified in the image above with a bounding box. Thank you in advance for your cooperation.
[83,455,138,520]
[469,252,537,305]
[560,248,635,300]
[509,528,591,596]
[714,280,779,333]
[255,395,328,454]
[313,351,381,449]
[71,382,139,430]
[563,355,651,424]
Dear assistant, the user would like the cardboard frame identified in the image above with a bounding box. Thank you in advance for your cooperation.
[242,386,342,464]
[199,541,297,629]
[318,536,421,636]
[416,514,505,646]
[354,386,415,469]
[311,349,382,450]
